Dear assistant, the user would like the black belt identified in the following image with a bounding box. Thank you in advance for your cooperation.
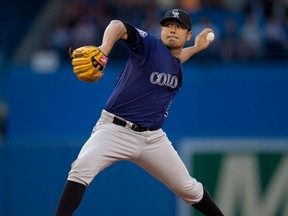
[112,116,156,132]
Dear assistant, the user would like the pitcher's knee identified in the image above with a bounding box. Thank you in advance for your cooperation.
[174,178,204,204]
[67,158,97,186]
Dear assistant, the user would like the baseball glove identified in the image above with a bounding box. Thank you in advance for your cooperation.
[70,46,108,82]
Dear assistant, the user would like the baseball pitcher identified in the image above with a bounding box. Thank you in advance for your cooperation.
[55,8,224,216]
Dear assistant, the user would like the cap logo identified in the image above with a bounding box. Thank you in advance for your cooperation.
[172,9,180,18]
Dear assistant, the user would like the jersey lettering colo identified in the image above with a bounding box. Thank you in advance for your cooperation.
[105,23,183,129]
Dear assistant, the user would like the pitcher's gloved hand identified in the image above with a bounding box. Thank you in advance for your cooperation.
[70,46,108,82]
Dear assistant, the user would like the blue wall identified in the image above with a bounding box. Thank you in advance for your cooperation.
[6,61,288,140]
[1,61,288,216]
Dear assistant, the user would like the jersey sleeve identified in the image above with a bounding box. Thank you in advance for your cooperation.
[123,23,137,44]
[122,22,152,66]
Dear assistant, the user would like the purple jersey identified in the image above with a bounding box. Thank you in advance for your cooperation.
[105,23,183,129]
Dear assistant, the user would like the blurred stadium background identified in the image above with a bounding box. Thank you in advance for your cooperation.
[0,0,288,216]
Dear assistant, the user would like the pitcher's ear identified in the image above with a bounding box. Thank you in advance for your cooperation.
[187,31,192,41]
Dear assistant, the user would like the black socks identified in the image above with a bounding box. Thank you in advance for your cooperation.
[192,187,224,216]
[54,180,87,216]
[54,181,223,216]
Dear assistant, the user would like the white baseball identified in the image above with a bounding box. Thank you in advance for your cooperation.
[206,32,215,42]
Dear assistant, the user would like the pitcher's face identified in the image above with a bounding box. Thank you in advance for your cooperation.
[161,20,192,49]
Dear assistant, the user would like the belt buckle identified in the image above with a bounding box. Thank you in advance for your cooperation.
[132,124,148,132]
